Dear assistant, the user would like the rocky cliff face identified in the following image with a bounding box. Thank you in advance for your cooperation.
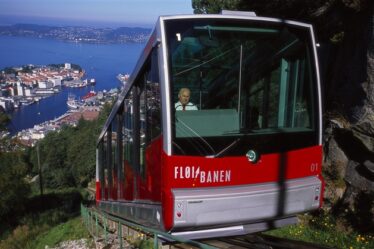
[324,117,374,231]
[321,1,374,232]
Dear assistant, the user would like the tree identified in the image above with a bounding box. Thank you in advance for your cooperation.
[192,0,241,14]
[28,112,107,189]
[0,151,30,223]
[67,118,97,186]
[30,127,76,188]
[0,110,10,131]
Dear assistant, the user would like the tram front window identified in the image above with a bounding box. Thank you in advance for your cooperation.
[166,19,318,156]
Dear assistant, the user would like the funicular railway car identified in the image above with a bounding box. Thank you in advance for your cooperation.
[96,11,323,239]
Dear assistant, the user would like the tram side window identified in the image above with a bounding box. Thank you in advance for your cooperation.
[110,115,119,200]
[139,48,161,178]
[98,138,106,200]
[146,49,161,141]
[123,90,134,169]
[139,81,146,178]
[102,133,109,199]
[105,128,112,199]
[115,112,124,198]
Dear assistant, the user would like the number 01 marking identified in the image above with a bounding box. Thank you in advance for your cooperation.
[310,163,319,172]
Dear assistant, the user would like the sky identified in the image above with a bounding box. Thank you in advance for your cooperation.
[0,0,194,27]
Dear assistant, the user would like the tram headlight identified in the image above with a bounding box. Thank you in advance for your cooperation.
[246,149,259,163]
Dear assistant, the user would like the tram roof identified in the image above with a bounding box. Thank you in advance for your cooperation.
[157,13,314,29]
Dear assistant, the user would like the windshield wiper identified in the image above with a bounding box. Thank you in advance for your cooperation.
[175,118,216,155]
[213,138,241,158]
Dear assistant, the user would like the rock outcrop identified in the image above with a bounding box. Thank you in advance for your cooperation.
[324,116,374,232]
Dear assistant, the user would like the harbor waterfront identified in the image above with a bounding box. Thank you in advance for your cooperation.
[0,35,145,134]
[15,88,119,146]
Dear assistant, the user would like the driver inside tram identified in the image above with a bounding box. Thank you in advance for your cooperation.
[175,88,198,111]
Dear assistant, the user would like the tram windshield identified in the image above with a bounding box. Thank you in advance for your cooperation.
[166,18,318,156]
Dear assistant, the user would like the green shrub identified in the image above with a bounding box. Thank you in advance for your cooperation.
[0,151,30,226]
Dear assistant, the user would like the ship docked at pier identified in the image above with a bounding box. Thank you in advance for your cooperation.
[66,93,82,109]
[63,78,96,88]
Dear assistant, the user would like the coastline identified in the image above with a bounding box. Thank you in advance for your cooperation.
[0,24,151,44]
[0,35,144,135]
[14,87,119,147]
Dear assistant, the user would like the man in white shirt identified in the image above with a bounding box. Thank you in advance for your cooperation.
[175,88,198,111]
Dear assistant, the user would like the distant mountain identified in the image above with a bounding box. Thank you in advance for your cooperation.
[0,23,151,44]
[13,23,57,32]
[0,23,57,34]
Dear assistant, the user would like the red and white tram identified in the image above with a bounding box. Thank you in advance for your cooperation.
[96,11,323,239]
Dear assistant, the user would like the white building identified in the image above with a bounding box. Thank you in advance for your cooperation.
[31,131,45,140]
[38,81,53,89]
[8,87,15,96]
[65,63,71,70]
[49,77,62,87]
[16,82,24,96]
[24,88,32,97]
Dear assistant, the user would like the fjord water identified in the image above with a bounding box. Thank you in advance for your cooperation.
[0,36,144,134]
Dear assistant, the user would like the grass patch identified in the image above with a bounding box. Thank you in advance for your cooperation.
[0,188,92,249]
[0,216,91,249]
[265,213,374,249]
[31,217,91,249]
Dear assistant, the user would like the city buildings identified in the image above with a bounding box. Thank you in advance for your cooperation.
[0,63,82,110]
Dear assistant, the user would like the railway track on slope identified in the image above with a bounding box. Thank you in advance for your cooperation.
[81,205,335,249]
[202,234,336,249]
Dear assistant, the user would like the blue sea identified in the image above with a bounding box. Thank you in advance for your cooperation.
[0,36,145,134]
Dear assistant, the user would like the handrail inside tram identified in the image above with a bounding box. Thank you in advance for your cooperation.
[194,25,279,33]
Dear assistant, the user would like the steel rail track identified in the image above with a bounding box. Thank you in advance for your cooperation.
[83,205,336,249]
[211,234,336,249]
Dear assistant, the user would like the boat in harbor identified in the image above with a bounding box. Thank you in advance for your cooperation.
[66,94,82,109]
[82,79,96,86]
[64,79,87,88]
[64,78,96,88]
[19,98,36,106]
[82,90,97,102]
[34,89,56,95]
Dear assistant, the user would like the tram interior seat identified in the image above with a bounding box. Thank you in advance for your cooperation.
[175,109,239,137]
